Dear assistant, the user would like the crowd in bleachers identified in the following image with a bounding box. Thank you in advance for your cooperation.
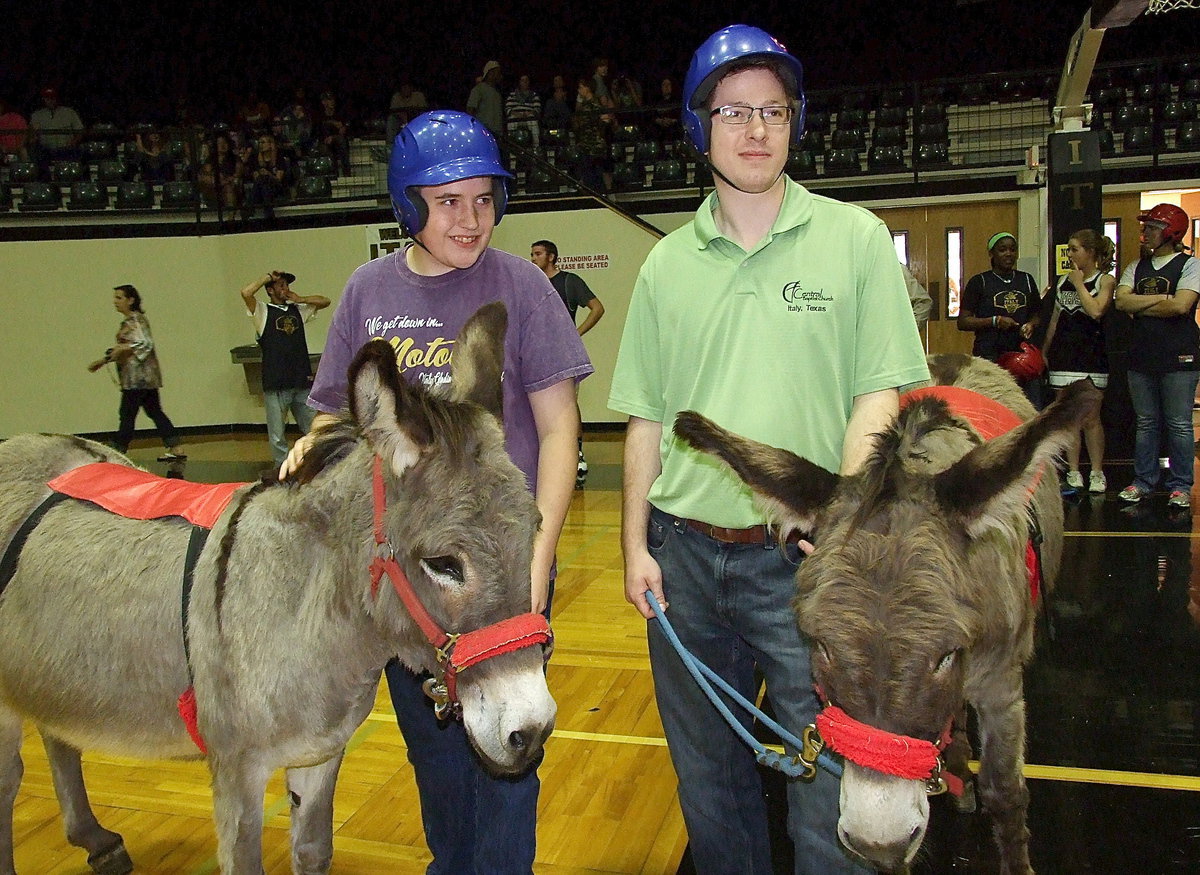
[2,55,1199,215]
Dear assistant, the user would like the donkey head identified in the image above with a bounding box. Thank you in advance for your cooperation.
[675,379,1099,870]
[348,302,553,774]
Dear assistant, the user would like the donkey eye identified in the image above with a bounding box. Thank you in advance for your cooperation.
[421,556,464,585]
[934,648,960,674]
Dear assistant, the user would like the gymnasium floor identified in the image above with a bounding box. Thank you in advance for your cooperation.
[9,431,1200,873]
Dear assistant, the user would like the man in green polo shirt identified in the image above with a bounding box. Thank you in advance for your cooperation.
[608,25,928,873]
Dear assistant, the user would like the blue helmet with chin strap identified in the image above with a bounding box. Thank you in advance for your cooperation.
[682,24,806,154]
[388,110,513,236]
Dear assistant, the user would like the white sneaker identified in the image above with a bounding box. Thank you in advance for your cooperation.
[1089,471,1107,493]
[1065,471,1084,489]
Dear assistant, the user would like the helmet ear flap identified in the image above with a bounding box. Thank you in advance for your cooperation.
[492,178,508,226]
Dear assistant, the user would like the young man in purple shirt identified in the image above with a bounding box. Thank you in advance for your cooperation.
[284,110,591,873]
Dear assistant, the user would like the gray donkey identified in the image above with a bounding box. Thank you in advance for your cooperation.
[674,355,1100,875]
[0,302,555,874]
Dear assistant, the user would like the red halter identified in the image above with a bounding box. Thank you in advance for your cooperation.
[367,455,552,719]
[813,687,963,796]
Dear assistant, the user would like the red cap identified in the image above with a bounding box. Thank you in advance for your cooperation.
[41,86,57,100]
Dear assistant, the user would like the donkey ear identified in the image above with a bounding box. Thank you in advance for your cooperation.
[934,379,1101,537]
[674,411,839,533]
[449,301,507,422]
[348,339,432,475]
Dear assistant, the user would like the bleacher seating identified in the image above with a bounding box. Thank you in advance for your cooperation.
[868,145,906,171]
[831,128,865,150]
[785,150,816,178]
[633,140,661,166]
[97,160,130,183]
[612,163,641,189]
[872,125,905,148]
[1122,125,1156,154]
[161,181,200,209]
[301,155,335,177]
[295,175,333,201]
[799,130,825,152]
[19,182,62,211]
[825,148,860,174]
[526,168,558,194]
[69,181,108,210]
[874,106,907,129]
[115,180,154,210]
[915,142,950,166]
[50,162,85,185]
[10,163,38,185]
[652,159,683,187]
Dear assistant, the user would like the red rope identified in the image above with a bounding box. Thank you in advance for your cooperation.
[816,705,941,782]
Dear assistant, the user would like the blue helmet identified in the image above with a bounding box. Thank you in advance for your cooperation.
[682,24,806,153]
[387,110,513,235]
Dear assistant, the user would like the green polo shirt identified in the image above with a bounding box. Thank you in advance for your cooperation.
[609,177,929,528]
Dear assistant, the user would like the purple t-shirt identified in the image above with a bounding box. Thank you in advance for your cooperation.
[309,245,593,492]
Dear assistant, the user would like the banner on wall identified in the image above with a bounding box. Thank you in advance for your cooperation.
[365,223,406,261]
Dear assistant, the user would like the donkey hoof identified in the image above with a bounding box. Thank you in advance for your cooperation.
[87,840,134,875]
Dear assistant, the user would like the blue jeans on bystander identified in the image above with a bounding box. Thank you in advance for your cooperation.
[1126,369,1200,494]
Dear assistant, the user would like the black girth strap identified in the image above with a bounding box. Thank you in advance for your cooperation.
[0,492,71,601]
[180,525,209,677]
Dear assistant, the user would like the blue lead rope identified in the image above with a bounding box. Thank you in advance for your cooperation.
[646,591,842,780]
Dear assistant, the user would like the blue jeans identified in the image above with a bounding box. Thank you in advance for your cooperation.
[263,387,315,465]
[1127,369,1199,493]
[646,508,862,875]
[383,578,554,875]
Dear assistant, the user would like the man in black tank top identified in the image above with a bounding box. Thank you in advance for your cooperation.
[240,271,331,466]
[1114,204,1199,508]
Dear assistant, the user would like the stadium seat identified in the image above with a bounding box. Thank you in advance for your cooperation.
[10,163,38,184]
[877,88,907,109]
[1135,82,1172,105]
[50,161,85,184]
[612,163,641,189]
[874,106,907,129]
[1160,101,1196,130]
[295,175,332,201]
[97,159,130,182]
[868,145,906,171]
[652,159,684,186]
[507,127,532,149]
[115,180,154,209]
[1112,104,1151,132]
[915,142,950,166]
[915,103,947,124]
[837,108,867,130]
[871,124,906,148]
[957,81,990,105]
[542,128,568,149]
[785,149,816,177]
[824,148,860,174]
[81,139,114,162]
[302,155,335,177]
[1096,128,1116,157]
[799,129,825,152]
[915,121,949,144]
[612,124,640,143]
[805,110,829,133]
[161,180,200,208]
[526,168,558,193]
[608,142,628,165]
[69,181,108,210]
[1176,121,1200,150]
[1121,125,1155,154]
[840,91,868,111]
[1183,78,1200,103]
[831,128,865,150]
[18,182,62,211]
[633,140,661,165]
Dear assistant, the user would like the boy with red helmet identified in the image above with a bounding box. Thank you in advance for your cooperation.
[610,24,926,873]
[1115,203,1199,507]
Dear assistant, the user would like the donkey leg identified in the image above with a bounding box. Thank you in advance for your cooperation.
[210,756,271,875]
[945,705,978,814]
[975,690,1033,875]
[285,751,343,875]
[39,734,132,875]
[0,707,24,875]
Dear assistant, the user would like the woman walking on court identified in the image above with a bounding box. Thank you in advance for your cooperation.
[87,284,186,460]
[1041,230,1116,493]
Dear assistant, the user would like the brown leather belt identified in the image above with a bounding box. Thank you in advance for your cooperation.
[684,518,780,544]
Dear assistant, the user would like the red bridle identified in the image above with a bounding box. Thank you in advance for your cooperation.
[813,687,963,796]
[367,456,553,719]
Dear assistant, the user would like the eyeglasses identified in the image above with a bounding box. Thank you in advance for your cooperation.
[709,104,793,126]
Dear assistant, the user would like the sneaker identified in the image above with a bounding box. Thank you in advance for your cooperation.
[1168,490,1191,509]
[1065,470,1084,489]
[1118,484,1145,503]
[158,450,188,462]
[1089,471,1107,493]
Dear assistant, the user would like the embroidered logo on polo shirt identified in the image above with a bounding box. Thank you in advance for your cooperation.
[781,281,833,313]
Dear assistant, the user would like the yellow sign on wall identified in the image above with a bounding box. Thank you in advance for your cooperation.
[1056,243,1072,275]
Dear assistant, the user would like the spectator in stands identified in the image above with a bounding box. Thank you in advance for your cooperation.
[0,96,29,163]
[29,86,83,171]
[236,92,272,136]
[542,82,572,133]
[276,99,315,162]
[388,79,428,142]
[198,131,244,211]
[133,129,174,182]
[651,77,680,143]
[242,132,292,220]
[611,72,644,135]
[590,59,614,108]
[467,60,504,134]
[506,73,542,148]
[315,91,352,176]
[573,77,613,192]
[901,263,932,334]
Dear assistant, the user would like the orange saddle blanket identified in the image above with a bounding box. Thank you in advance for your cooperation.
[48,463,248,529]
